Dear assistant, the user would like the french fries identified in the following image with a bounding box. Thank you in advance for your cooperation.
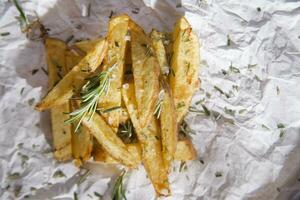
[170,17,200,123]
[35,39,108,110]
[98,15,130,130]
[36,15,201,198]
[45,38,72,161]
[122,82,170,196]
[129,21,160,129]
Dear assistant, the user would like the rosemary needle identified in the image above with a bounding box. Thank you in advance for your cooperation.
[65,62,117,132]
[112,170,127,200]
[153,89,165,119]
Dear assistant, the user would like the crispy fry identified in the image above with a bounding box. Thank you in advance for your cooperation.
[175,139,197,161]
[170,17,200,122]
[45,38,72,161]
[35,39,108,110]
[129,21,160,129]
[81,111,138,168]
[98,15,130,130]
[159,80,178,172]
[122,82,170,196]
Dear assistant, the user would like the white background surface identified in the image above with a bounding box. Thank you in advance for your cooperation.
[0,0,300,199]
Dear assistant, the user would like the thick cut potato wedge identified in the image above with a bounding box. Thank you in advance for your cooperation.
[122,82,170,196]
[129,21,160,129]
[35,39,108,111]
[159,80,178,172]
[150,30,170,76]
[45,38,72,161]
[82,112,138,168]
[72,38,103,53]
[98,15,130,130]
[170,17,200,122]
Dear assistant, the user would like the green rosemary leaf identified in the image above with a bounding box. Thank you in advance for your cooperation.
[94,192,103,199]
[1,32,10,36]
[31,68,39,75]
[53,170,66,178]
[229,65,240,73]
[77,170,90,185]
[41,66,48,75]
[179,161,186,172]
[176,101,185,109]
[277,123,285,129]
[279,130,284,138]
[227,35,231,46]
[276,86,280,95]
[214,86,230,98]
[262,124,270,130]
[224,107,235,116]
[215,171,222,177]
[201,104,210,116]
[7,172,20,180]
[112,171,127,200]
[74,192,78,200]
[12,0,28,31]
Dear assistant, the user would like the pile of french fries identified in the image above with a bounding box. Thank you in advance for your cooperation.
[35,14,200,196]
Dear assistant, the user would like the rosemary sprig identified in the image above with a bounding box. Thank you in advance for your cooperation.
[65,62,117,132]
[154,89,165,119]
[12,0,29,32]
[112,170,127,200]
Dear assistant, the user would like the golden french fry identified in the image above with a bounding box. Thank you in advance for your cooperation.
[45,38,72,161]
[129,20,160,129]
[35,39,108,111]
[72,38,103,53]
[122,82,170,196]
[159,80,178,172]
[175,139,197,161]
[82,111,139,168]
[98,15,130,130]
[170,17,200,122]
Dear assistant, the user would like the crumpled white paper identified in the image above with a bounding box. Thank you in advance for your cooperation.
[0,0,300,199]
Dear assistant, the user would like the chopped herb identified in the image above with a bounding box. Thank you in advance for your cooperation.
[155,135,160,140]
[179,161,186,172]
[111,170,127,200]
[232,85,239,91]
[206,92,211,98]
[66,35,74,44]
[224,107,235,116]
[77,170,90,185]
[227,35,231,46]
[229,64,240,73]
[94,192,103,199]
[1,32,10,36]
[261,124,270,130]
[17,143,24,148]
[7,172,20,180]
[276,86,280,95]
[177,101,185,109]
[276,187,280,192]
[185,62,191,74]
[221,69,227,75]
[31,68,39,75]
[201,104,210,116]
[215,172,222,177]
[248,64,257,69]
[277,123,285,129]
[279,130,284,138]
[141,43,153,57]
[214,86,230,98]
[109,10,114,19]
[20,87,25,95]
[188,106,204,115]
[53,170,66,178]
[41,66,48,75]
[195,99,205,105]
[257,7,261,12]
[75,24,82,30]
[179,120,195,139]
[176,3,182,8]
[254,75,262,82]
[100,106,121,113]
[131,8,140,14]
[74,192,78,200]
[20,154,29,167]
[115,41,119,47]
[28,98,35,106]
[238,109,247,114]
[199,159,204,164]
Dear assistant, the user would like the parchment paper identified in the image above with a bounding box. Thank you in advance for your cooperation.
[0,0,300,199]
